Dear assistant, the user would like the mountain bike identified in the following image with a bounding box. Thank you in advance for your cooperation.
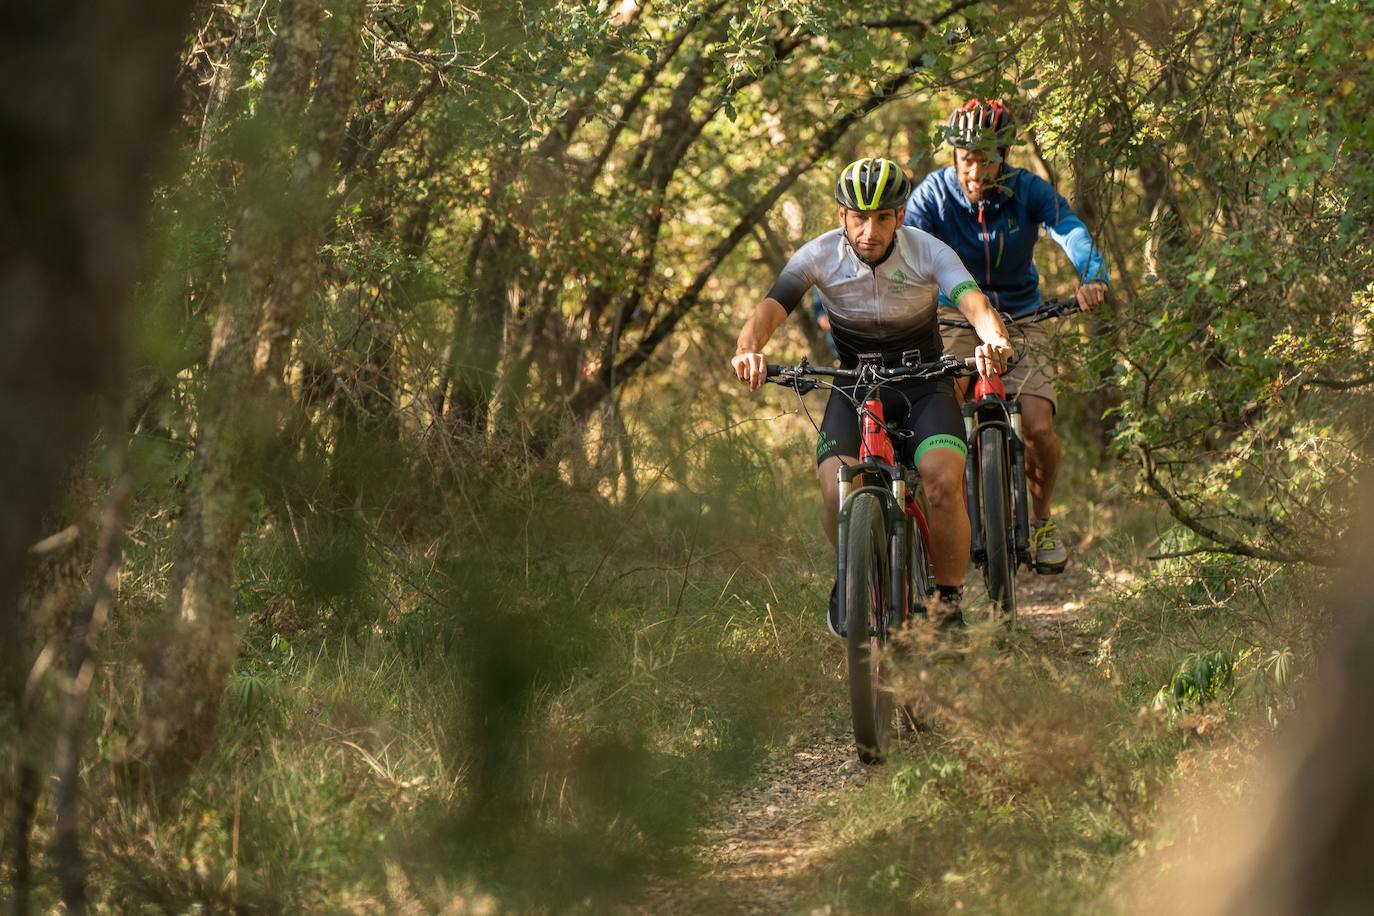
[767,352,977,764]
[938,297,1081,626]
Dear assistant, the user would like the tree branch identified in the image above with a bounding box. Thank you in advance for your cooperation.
[567,36,953,415]
[582,2,724,186]
[339,67,443,194]
[1138,444,1346,568]
[1301,374,1374,391]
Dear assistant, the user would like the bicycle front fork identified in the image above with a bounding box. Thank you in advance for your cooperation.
[963,408,983,564]
[834,463,911,636]
[1008,405,1030,559]
[962,400,1032,566]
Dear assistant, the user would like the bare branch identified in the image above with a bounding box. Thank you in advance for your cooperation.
[29,525,81,555]
[1138,445,1346,568]
[1301,374,1374,391]
[567,35,954,415]
[583,2,724,186]
[340,67,443,192]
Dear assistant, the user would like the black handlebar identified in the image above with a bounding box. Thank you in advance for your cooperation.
[765,355,978,393]
[766,355,976,380]
[937,295,1081,330]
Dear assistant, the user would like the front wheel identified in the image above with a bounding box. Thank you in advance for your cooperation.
[898,509,933,733]
[845,493,893,764]
[979,426,1018,627]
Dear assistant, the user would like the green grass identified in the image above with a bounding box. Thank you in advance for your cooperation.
[30,441,840,911]
[3,412,1328,913]
[766,539,1324,915]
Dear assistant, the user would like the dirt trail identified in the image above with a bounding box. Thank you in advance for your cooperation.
[642,566,1102,914]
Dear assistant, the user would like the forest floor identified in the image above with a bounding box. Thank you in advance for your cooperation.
[637,564,1103,914]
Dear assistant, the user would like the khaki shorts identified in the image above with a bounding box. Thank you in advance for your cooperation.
[941,319,1059,412]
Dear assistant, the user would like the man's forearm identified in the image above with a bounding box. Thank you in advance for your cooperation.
[960,293,1010,345]
[736,298,788,353]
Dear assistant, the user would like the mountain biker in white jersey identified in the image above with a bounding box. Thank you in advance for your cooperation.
[731,158,1015,635]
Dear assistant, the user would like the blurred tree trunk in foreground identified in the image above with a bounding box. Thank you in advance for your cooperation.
[132,0,366,789]
[0,0,189,715]
[1212,490,1374,915]
[0,0,192,909]
[1130,485,1374,916]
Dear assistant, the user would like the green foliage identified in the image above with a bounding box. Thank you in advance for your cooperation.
[1152,649,1235,713]
[18,0,1374,909]
[1012,0,1374,563]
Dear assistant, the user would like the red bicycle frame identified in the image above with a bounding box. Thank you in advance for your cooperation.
[860,399,933,553]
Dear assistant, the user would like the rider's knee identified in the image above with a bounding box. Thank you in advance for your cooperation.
[1019,397,1056,444]
[817,457,844,507]
[919,452,964,508]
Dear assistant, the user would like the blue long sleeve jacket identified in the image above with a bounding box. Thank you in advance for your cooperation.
[904,166,1108,318]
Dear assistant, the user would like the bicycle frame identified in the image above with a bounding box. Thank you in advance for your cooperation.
[947,296,1079,574]
[834,397,935,639]
[765,354,974,639]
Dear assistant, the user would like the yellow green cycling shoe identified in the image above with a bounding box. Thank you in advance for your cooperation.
[1031,518,1068,574]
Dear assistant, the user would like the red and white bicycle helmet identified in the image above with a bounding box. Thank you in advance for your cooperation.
[946,98,1017,150]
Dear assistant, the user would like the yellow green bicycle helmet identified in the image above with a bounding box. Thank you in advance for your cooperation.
[834,158,912,211]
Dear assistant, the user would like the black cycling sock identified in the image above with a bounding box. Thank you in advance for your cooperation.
[935,584,965,631]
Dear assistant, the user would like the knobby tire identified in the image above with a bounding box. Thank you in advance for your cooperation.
[846,493,893,764]
[979,426,1018,627]
[898,512,932,733]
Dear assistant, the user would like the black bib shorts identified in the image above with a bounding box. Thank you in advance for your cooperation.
[814,377,967,467]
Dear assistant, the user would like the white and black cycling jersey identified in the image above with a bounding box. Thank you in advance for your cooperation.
[766,226,979,366]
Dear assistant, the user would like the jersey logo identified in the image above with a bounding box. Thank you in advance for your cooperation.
[891,269,907,285]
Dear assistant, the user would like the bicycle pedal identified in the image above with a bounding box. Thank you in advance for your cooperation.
[1034,559,1068,575]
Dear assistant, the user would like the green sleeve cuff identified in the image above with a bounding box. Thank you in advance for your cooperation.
[949,280,979,305]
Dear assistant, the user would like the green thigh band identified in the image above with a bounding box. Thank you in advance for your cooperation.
[913,433,967,465]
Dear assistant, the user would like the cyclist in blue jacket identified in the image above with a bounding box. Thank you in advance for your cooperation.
[905,98,1109,573]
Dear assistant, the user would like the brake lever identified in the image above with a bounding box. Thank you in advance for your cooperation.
[765,371,820,395]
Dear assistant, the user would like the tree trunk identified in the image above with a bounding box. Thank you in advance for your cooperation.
[54,457,131,916]
[0,0,193,905]
[133,0,365,790]
[1070,149,1120,460]
[196,2,260,156]
[445,219,520,431]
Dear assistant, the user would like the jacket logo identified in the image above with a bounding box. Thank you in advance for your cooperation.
[891,269,907,285]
